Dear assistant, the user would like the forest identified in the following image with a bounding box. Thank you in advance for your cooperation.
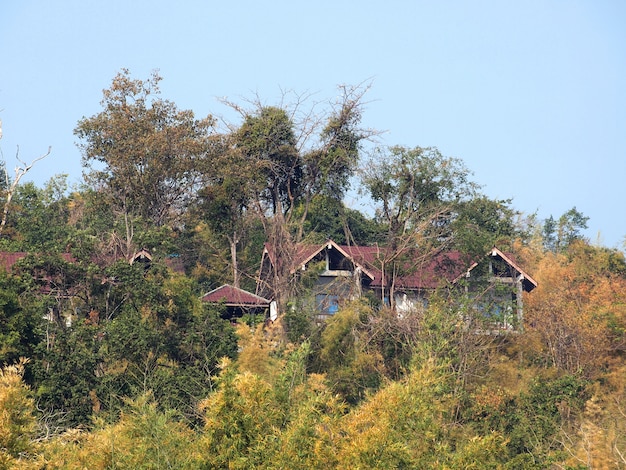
[1,70,626,469]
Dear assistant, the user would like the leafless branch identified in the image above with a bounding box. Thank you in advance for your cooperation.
[0,145,51,235]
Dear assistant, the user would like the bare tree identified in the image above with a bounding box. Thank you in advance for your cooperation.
[0,145,51,235]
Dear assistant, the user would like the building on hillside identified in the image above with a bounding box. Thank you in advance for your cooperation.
[257,240,537,330]
[0,249,186,325]
[201,284,275,320]
[130,249,186,274]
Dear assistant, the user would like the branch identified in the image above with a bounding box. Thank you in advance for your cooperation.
[0,145,51,235]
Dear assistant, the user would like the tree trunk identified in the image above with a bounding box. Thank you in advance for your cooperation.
[229,232,240,288]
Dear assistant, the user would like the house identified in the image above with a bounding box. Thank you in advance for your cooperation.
[0,249,187,325]
[130,249,186,274]
[257,240,537,329]
[202,284,275,320]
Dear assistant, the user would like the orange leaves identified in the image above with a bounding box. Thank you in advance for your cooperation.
[524,243,626,377]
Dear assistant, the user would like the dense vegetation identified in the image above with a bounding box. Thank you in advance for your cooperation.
[1,71,625,468]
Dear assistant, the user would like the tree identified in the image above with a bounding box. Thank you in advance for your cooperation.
[335,359,507,468]
[0,147,51,237]
[297,194,383,245]
[451,195,522,255]
[0,272,40,366]
[359,145,479,308]
[192,148,261,288]
[75,69,217,257]
[235,106,301,218]
[213,85,374,312]
[543,206,589,252]
[522,240,626,377]
[0,360,38,468]
[40,393,203,469]
[4,179,72,252]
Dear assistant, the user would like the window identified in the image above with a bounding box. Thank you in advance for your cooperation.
[316,294,339,315]
[477,290,516,329]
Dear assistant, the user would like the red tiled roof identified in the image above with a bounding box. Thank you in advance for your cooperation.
[0,252,28,271]
[275,241,536,292]
[202,284,271,307]
[0,252,75,272]
[338,245,468,289]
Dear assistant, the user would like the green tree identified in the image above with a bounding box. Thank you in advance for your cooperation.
[75,69,217,257]
[40,393,202,469]
[0,179,72,252]
[298,194,383,245]
[192,166,259,289]
[0,272,40,367]
[316,301,385,404]
[335,359,507,468]
[33,318,101,430]
[360,145,479,308]
[0,147,51,239]
[543,206,589,252]
[452,195,522,255]
[235,106,301,217]
[220,87,373,312]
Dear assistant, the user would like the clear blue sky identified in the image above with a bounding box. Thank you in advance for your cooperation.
[2,1,625,248]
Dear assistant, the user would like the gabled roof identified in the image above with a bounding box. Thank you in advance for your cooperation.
[450,247,538,292]
[289,240,377,280]
[202,284,271,307]
[263,241,537,293]
[489,247,538,291]
[341,246,468,289]
[131,249,152,263]
[0,252,75,273]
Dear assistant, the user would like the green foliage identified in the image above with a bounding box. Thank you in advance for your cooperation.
[452,195,522,255]
[317,302,384,404]
[298,194,384,245]
[41,393,202,469]
[2,180,73,253]
[543,206,589,252]
[104,393,201,469]
[76,69,216,227]
[359,145,481,308]
[0,272,40,366]
[236,105,301,216]
[361,145,479,232]
[33,319,101,429]
[468,372,589,465]
[95,276,238,424]
[282,303,314,344]
[335,359,507,468]
[199,365,283,468]
[1,74,625,467]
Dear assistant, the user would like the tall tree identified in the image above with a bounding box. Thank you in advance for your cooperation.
[0,147,51,237]
[75,69,217,257]
[210,85,374,309]
[235,106,302,218]
[542,206,589,252]
[360,145,479,308]
[451,195,522,255]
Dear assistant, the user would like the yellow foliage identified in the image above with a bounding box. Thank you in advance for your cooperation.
[234,322,283,378]
[334,359,506,468]
[0,359,38,469]
[41,393,201,469]
[557,365,626,469]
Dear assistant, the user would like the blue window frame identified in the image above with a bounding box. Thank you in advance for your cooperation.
[316,294,339,315]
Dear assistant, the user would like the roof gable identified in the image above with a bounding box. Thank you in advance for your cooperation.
[262,241,537,292]
[202,284,271,307]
